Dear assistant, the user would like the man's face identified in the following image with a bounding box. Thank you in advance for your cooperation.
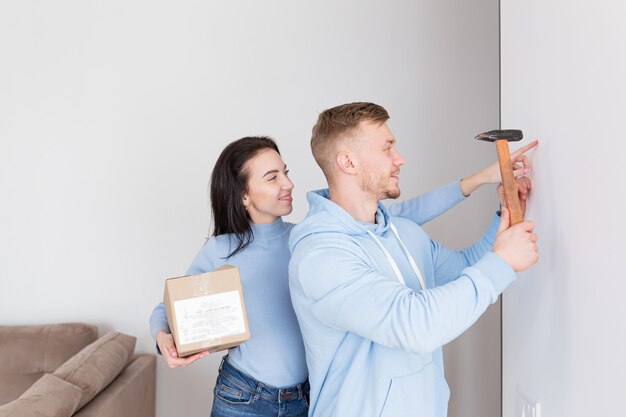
[354,121,406,200]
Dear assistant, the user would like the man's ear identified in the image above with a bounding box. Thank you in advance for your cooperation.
[336,151,357,175]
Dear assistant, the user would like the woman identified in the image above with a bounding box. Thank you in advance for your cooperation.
[150,136,536,417]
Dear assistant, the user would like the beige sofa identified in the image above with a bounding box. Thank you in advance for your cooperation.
[0,323,156,417]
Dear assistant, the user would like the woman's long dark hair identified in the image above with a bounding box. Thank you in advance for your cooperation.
[210,136,280,258]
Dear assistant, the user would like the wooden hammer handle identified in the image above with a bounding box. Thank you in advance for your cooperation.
[495,139,523,226]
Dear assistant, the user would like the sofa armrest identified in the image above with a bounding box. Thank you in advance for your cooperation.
[72,354,156,417]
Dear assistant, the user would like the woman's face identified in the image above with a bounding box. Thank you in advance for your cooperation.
[242,149,294,224]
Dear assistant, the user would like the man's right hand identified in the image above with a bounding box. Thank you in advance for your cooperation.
[156,331,209,368]
[493,208,539,271]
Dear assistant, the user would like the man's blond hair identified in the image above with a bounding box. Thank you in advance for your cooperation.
[311,102,390,179]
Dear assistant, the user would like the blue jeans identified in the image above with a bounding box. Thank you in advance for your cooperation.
[211,356,309,417]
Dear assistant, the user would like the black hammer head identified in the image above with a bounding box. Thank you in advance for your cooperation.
[475,129,523,142]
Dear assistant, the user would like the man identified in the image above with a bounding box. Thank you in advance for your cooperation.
[288,102,538,417]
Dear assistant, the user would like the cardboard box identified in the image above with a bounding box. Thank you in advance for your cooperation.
[163,265,250,357]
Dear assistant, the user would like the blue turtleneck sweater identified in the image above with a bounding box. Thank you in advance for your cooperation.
[149,181,465,387]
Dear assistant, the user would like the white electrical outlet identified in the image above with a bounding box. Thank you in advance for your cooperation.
[516,387,542,417]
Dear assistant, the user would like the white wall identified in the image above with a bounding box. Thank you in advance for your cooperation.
[501,1,626,416]
[0,1,500,416]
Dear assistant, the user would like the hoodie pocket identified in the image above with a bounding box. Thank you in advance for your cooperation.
[379,360,450,417]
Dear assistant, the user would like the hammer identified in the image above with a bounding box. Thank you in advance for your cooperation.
[475,129,524,226]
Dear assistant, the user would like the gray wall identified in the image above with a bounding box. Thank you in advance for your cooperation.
[0,1,500,416]
[501,1,626,416]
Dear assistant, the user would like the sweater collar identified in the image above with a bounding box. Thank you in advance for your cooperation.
[250,217,289,240]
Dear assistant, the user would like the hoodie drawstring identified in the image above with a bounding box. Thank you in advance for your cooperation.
[367,223,427,290]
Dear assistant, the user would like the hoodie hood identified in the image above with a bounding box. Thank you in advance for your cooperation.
[289,188,392,252]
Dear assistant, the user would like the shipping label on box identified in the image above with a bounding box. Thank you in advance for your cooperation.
[174,290,246,344]
[163,265,250,357]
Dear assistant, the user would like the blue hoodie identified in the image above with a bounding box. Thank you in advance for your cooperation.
[288,189,515,417]
[150,182,467,388]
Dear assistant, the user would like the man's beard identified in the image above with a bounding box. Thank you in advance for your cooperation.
[362,173,401,200]
[379,186,401,200]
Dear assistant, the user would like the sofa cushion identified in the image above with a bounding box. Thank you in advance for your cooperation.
[0,372,43,406]
[0,323,98,374]
[0,373,82,417]
[73,355,156,417]
[53,332,136,410]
